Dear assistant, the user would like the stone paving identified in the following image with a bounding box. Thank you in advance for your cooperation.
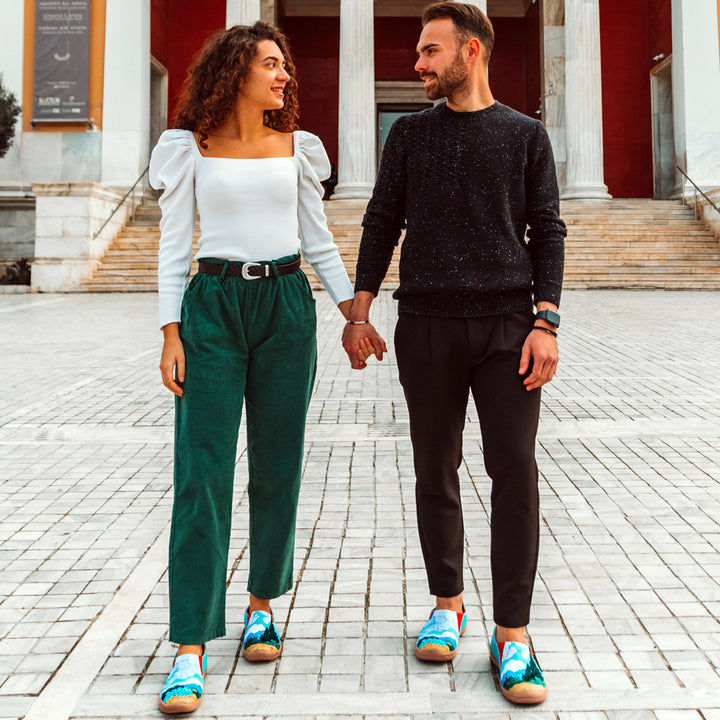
[1,289,720,720]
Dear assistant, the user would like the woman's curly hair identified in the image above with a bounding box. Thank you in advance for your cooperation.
[173,21,299,148]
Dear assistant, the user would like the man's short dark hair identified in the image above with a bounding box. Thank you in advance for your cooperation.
[421,2,494,62]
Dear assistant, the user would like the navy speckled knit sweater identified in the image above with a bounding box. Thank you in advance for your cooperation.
[355,101,566,317]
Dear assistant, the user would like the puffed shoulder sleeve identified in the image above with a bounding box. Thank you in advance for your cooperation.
[149,129,197,328]
[295,131,353,305]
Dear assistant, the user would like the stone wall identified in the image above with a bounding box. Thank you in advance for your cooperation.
[0,196,35,268]
[31,183,130,291]
[691,188,720,240]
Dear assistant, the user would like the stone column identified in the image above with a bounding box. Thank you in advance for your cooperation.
[101,0,151,185]
[457,0,487,13]
[541,0,566,190]
[333,0,376,199]
[227,0,261,26]
[671,0,720,193]
[562,0,611,199]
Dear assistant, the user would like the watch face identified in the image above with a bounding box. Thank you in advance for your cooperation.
[538,310,560,327]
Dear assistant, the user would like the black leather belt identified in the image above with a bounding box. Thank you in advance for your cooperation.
[198,257,301,280]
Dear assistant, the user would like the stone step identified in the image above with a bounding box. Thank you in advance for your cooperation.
[79,198,720,292]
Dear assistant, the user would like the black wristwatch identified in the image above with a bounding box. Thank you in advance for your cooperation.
[535,309,560,328]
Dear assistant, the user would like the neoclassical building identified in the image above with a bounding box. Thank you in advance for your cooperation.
[0,0,719,290]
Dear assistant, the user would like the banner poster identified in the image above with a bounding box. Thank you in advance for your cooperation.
[33,0,91,123]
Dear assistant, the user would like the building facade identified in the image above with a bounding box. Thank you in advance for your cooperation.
[0,0,719,290]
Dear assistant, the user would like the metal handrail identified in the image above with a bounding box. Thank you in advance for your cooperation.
[676,165,720,220]
[92,165,149,242]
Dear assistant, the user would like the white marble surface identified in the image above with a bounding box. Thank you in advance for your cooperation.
[20,134,63,184]
[101,0,151,185]
[61,133,102,183]
[458,0,487,12]
[543,0,564,26]
[334,0,376,199]
[31,183,128,290]
[544,25,565,58]
[671,0,720,188]
[226,0,262,25]
[563,0,610,199]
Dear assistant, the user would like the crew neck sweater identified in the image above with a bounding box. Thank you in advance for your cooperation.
[355,101,566,317]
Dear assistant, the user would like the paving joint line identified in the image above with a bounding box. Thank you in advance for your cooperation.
[23,523,171,720]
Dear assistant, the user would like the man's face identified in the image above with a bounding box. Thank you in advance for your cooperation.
[414,18,469,101]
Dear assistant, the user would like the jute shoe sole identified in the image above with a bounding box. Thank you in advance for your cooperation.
[415,642,457,661]
[243,642,282,662]
[158,694,202,714]
[415,623,465,662]
[490,652,548,704]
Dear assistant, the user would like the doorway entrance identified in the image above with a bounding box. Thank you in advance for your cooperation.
[150,57,169,158]
[377,104,431,165]
[650,57,675,200]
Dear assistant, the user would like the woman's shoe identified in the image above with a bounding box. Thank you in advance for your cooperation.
[242,608,282,661]
[489,628,547,705]
[414,606,467,661]
[157,646,207,714]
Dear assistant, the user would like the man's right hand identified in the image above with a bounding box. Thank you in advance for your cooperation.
[159,322,185,396]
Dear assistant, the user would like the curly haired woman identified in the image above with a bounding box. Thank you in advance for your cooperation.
[149,22,375,714]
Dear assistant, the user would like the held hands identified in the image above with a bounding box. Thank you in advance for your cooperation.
[519,326,558,391]
[159,322,185,396]
[342,322,388,370]
[340,292,387,370]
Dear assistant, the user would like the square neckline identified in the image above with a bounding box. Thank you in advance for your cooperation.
[190,131,297,161]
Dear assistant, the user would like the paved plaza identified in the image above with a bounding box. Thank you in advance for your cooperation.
[1,289,720,720]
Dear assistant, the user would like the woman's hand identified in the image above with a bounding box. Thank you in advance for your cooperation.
[159,323,185,396]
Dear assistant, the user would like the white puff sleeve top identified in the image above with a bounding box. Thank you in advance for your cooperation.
[149,128,354,328]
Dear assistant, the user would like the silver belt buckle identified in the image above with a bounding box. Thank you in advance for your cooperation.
[241,262,262,280]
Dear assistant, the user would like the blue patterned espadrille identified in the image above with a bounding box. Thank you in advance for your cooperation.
[242,608,282,661]
[415,607,467,661]
[158,646,207,714]
[489,628,547,704]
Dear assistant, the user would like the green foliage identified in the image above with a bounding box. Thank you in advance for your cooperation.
[0,259,31,285]
[0,73,21,159]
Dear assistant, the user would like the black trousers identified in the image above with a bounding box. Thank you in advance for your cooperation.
[395,312,541,628]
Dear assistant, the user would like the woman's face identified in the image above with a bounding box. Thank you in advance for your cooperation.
[239,39,291,111]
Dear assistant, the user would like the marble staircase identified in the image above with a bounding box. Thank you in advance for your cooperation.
[76,198,720,292]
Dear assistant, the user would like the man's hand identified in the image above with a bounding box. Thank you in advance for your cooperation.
[342,322,387,370]
[159,323,185,396]
[341,291,387,370]
[519,328,558,391]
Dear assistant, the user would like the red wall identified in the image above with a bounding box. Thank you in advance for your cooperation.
[155,8,542,166]
[648,0,672,60]
[524,2,541,117]
[150,0,170,69]
[282,14,540,165]
[166,0,226,121]
[375,17,423,81]
[489,18,528,113]
[599,0,654,198]
[280,17,340,163]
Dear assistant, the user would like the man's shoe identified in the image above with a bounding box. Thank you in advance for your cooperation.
[414,607,467,661]
[157,646,207,714]
[242,608,282,661]
[489,628,547,704]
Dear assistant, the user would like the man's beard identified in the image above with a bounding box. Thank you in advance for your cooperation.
[422,51,468,101]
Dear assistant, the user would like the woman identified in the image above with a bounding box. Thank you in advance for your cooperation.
[149,22,365,714]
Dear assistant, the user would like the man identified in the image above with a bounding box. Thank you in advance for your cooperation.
[342,2,566,705]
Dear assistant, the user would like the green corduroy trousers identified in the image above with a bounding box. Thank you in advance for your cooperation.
[168,256,317,645]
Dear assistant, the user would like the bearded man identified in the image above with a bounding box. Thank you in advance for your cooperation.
[342,2,566,705]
